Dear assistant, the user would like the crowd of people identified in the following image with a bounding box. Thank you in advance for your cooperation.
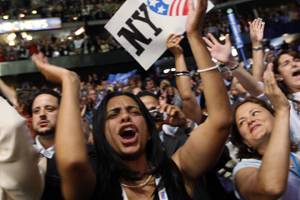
[202,1,300,37]
[0,0,124,22]
[0,1,300,63]
[0,34,120,62]
[0,0,300,200]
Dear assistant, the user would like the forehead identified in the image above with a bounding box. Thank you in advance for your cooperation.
[279,53,294,63]
[236,102,266,117]
[88,89,96,94]
[33,94,59,108]
[106,95,140,110]
[146,80,154,84]
[140,95,158,109]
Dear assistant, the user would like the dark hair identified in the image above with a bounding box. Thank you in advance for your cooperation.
[230,97,275,160]
[136,90,159,100]
[273,50,300,114]
[142,77,156,90]
[273,50,299,95]
[92,91,190,199]
[16,88,37,115]
[28,88,61,116]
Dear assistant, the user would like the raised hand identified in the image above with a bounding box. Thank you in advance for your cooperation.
[167,33,184,57]
[249,18,265,46]
[186,0,208,34]
[203,33,233,64]
[31,52,79,85]
[159,103,187,127]
[263,63,289,112]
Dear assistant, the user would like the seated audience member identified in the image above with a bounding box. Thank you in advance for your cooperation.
[31,1,232,199]
[0,96,43,200]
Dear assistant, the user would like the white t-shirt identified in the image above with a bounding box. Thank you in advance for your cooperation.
[289,92,300,148]
[0,97,44,200]
[232,155,300,200]
[257,92,300,150]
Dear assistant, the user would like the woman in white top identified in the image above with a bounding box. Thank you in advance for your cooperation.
[230,65,300,200]
[272,50,300,149]
[203,29,300,151]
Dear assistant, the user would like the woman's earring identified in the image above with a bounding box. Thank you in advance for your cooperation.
[247,146,254,153]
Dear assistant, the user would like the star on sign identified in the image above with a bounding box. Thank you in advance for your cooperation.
[149,0,159,7]
[157,5,166,14]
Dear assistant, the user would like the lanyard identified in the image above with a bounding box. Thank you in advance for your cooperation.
[290,153,300,177]
[121,177,169,200]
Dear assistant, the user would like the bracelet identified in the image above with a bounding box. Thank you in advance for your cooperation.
[229,62,240,71]
[197,64,219,73]
[252,46,263,51]
[175,71,190,77]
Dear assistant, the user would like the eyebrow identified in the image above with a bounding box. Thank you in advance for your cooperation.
[33,104,57,108]
[107,105,139,113]
[280,57,294,63]
[33,104,57,110]
[237,108,258,121]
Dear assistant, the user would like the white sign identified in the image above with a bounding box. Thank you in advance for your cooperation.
[105,0,214,70]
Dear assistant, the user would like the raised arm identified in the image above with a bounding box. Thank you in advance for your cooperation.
[0,96,43,200]
[31,53,96,200]
[249,18,266,81]
[203,33,263,97]
[235,64,290,200]
[0,78,18,107]
[167,33,203,124]
[172,0,231,180]
[231,62,264,97]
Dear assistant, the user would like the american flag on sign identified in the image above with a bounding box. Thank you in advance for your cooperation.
[147,0,189,16]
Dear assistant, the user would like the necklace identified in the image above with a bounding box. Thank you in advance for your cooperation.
[121,175,153,188]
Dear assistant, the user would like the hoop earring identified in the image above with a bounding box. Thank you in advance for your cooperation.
[246,146,254,153]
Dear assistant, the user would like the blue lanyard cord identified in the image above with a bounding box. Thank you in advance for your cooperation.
[290,153,300,177]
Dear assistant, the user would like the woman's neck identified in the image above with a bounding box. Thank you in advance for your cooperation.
[124,154,149,175]
[120,154,153,187]
[257,140,269,156]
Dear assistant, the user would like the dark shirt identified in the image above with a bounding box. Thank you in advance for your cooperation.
[40,144,97,200]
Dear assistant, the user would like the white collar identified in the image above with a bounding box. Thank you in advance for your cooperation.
[292,92,300,100]
[33,136,55,159]
[162,124,178,137]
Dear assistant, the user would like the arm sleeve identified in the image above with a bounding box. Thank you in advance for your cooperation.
[232,158,261,199]
[0,97,44,200]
